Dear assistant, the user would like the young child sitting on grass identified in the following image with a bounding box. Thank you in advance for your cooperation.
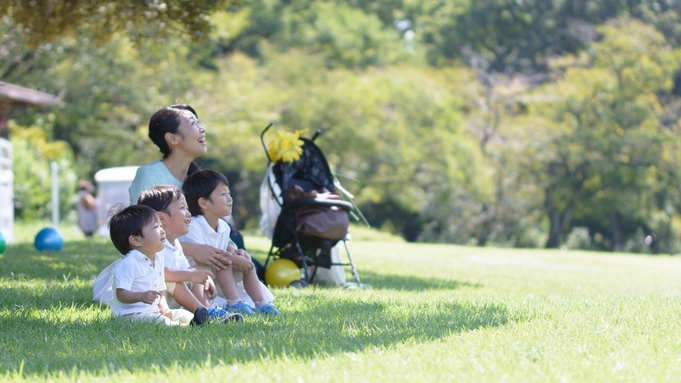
[108,204,197,326]
[180,169,280,316]
[137,185,243,323]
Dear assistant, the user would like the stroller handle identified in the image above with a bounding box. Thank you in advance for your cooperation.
[260,121,275,162]
[311,129,322,142]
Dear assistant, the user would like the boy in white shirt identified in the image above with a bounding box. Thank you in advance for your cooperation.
[181,169,280,315]
[108,204,195,326]
[137,185,242,323]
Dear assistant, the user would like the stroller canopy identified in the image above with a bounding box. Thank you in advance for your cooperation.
[272,138,337,202]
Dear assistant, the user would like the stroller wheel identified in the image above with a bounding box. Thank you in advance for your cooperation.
[289,280,308,289]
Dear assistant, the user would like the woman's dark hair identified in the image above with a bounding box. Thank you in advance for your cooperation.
[148,104,201,175]
[108,204,159,255]
[182,170,229,217]
[137,185,184,216]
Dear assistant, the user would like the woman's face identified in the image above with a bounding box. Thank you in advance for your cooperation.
[172,110,207,158]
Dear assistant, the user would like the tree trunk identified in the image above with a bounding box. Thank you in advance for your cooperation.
[477,202,491,246]
[610,211,624,251]
[544,186,578,249]
[546,208,562,248]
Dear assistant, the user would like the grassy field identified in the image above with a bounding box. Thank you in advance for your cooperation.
[1,222,681,382]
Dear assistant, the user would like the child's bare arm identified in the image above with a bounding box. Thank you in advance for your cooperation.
[116,288,162,304]
[204,277,217,299]
[158,295,172,318]
[164,268,214,285]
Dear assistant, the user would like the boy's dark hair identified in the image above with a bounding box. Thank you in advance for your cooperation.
[137,185,184,215]
[108,204,159,255]
[182,169,229,217]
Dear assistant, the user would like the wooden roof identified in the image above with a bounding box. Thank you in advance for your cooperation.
[0,81,58,108]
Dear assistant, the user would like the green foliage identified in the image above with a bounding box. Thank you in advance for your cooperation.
[9,122,77,222]
[562,226,592,250]
[6,0,681,251]
[189,49,480,236]
[0,0,236,47]
[298,2,411,68]
[408,0,681,72]
[1,16,203,176]
[198,0,415,69]
[519,17,681,250]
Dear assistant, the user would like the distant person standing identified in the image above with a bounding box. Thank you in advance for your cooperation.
[77,180,98,238]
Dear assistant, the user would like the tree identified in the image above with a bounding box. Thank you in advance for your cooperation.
[184,48,481,237]
[192,1,415,70]
[0,0,238,47]
[522,17,681,249]
[9,121,77,222]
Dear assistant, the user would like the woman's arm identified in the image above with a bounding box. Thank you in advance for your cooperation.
[180,242,233,271]
[164,268,214,284]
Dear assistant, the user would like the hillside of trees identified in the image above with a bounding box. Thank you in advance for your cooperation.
[4,0,681,253]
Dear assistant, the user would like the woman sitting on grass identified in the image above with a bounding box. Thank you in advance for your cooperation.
[128,104,263,275]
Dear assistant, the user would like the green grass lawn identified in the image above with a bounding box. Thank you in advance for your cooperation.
[1,222,681,382]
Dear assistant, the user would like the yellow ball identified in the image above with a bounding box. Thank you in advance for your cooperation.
[265,259,301,287]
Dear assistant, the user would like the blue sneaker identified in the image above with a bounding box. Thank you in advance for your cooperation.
[207,307,243,323]
[228,301,256,316]
[258,303,281,316]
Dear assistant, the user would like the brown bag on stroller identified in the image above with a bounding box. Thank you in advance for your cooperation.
[287,185,349,240]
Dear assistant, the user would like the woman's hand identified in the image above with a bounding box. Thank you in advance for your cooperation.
[228,253,254,273]
[181,242,233,270]
[234,248,252,260]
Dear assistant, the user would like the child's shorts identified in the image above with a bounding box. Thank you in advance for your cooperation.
[165,281,194,309]
[118,309,192,326]
[232,270,244,283]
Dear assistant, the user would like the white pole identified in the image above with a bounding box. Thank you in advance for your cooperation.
[51,161,59,226]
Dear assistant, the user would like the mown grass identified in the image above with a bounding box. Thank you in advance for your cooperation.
[1,222,681,381]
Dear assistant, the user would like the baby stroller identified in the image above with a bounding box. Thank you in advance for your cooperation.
[260,123,362,287]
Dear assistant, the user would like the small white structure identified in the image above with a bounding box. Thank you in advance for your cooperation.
[0,81,59,245]
[0,138,13,244]
[94,166,139,237]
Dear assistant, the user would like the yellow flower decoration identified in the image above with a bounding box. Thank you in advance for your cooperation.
[267,129,307,163]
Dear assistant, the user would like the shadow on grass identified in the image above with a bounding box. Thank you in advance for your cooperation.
[0,281,103,310]
[0,240,499,377]
[1,241,118,280]
[0,290,517,378]
[354,270,482,291]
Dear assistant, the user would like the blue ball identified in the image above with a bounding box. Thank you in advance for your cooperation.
[34,227,64,251]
